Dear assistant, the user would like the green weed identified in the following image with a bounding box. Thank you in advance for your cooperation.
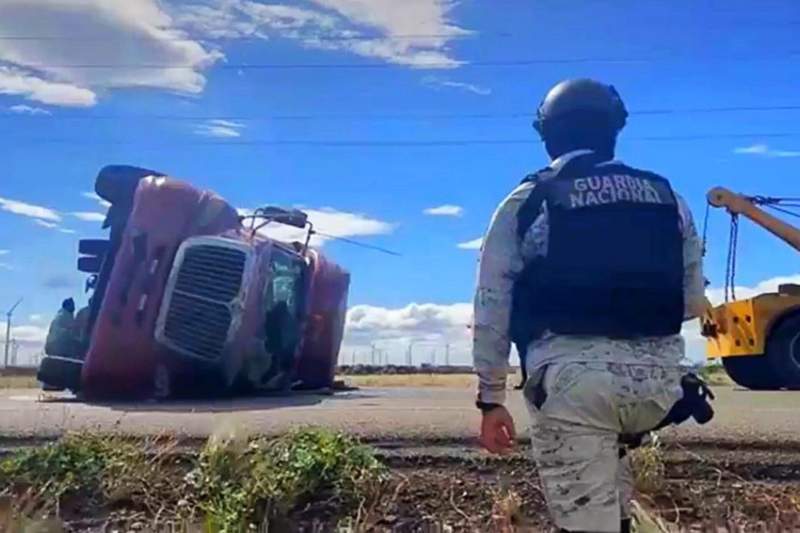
[194,427,388,532]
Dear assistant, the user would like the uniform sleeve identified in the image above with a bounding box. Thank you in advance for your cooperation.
[676,194,706,319]
[473,183,532,405]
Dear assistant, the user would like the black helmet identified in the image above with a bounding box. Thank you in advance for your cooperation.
[533,78,628,138]
[62,297,75,313]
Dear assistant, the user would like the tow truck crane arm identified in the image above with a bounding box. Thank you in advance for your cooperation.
[707,187,800,252]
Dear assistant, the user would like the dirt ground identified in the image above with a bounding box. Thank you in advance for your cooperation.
[2,438,796,532]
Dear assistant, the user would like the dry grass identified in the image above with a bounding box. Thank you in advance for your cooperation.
[698,363,734,386]
[0,375,38,389]
[342,371,523,389]
[343,373,477,388]
[0,429,388,532]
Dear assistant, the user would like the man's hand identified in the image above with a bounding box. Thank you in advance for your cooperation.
[479,406,516,454]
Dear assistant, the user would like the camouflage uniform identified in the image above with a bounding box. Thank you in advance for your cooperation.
[473,150,705,532]
[45,308,80,358]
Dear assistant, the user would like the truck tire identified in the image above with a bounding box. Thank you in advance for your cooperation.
[722,355,784,390]
[37,356,83,392]
[765,313,800,389]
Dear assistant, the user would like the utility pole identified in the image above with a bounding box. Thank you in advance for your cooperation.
[445,343,451,366]
[4,298,23,368]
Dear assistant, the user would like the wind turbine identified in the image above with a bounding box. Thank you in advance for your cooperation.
[4,297,23,368]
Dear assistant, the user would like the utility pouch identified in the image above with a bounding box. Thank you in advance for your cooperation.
[659,373,715,428]
[619,373,715,450]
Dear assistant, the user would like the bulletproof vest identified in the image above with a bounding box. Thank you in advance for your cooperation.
[512,153,684,340]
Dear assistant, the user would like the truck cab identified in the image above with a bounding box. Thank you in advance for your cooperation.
[37,166,349,399]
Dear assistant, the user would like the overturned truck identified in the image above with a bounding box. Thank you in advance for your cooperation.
[38,166,350,399]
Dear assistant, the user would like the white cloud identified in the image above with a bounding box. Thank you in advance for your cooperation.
[0,67,96,107]
[81,191,112,209]
[242,207,394,245]
[0,249,8,255]
[457,237,482,250]
[34,218,76,234]
[34,219,58,229]
[0,196,61,222]
[0,0,222,107]
[70,211,106,222]
[423,204,463,217]
[178,2,339,38]
[0,263,12,271]
[734,143,800,158]
[8,104,52,115]
[29,314,45,323]
[706,274,800,305]
[11,324,48,343]
[421,76,491,95]
[195,119,246,138]
[178,0,468,68]
[344,302,472,363]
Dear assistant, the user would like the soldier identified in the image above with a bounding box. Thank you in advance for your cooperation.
[473,79,707,532]
[45,298,81,358]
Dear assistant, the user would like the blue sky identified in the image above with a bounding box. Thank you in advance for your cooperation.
[1,0,799,364]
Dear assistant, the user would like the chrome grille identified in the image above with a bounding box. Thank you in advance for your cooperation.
[161,242,247,361]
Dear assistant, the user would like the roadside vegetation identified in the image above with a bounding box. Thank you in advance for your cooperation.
[0,429,388,532]
[0,368,38,390]
[698,362,734,386]
[2,428,799,532]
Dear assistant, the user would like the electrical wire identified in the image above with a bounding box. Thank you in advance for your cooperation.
[3,132,800,147]
[9,52,800,70]
[311,230,401,256]
[4,105,800,122]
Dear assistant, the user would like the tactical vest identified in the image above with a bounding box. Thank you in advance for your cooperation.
[511,153,684,341]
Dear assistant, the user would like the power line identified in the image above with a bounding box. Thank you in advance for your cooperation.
[9,53,800,70]
[3,104,800,122]
[3,132,800,148]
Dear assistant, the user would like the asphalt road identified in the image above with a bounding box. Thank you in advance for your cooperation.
[1,386,799,446]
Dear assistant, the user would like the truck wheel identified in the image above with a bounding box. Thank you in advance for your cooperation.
[766,313,800,389]
[722,355,784,390]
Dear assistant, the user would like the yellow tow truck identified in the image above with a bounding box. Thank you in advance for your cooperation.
[702,187,800,389]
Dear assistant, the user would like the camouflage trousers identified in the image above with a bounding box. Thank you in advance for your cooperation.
[524,361,683,532]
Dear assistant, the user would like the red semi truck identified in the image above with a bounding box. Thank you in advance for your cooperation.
[37,166,350,399]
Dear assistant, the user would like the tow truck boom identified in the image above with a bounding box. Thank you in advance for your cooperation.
[707,187,800,252]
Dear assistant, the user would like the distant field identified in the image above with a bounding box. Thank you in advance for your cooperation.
[341,373,479,388]
[0,367,38,389]
[0,375,37,389]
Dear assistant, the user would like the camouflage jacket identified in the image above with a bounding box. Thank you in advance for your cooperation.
[473,150,705,405]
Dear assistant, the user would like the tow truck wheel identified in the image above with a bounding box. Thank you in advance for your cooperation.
[722,355,784,390]
[765,313,800,389]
